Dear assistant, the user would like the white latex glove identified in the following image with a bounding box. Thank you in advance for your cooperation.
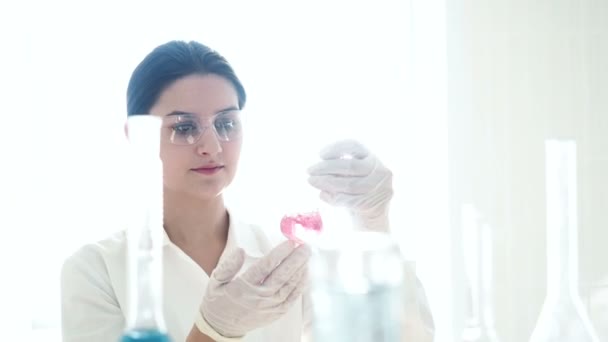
[307,139,393,232]
[200,241,311,338]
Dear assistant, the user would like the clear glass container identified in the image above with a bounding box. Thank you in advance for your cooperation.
[460,205,501,342]
[528,139,600,342]
[122,115,171,342]
[310,231,405,342]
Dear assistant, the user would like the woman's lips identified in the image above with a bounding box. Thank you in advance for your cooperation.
[191,166,224,175]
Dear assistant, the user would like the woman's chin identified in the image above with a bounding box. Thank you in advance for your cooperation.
[164,180,231,202]
[188,186,227,201]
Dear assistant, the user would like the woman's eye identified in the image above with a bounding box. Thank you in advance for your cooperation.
[173,122,198,135]
[216,120,234,130]
[215,117,240,132]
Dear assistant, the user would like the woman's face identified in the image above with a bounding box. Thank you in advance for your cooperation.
[149,74,243,200]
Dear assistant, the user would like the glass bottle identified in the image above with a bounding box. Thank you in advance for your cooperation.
[460,204,501,342]
[310,230,405,342]
[121,115,171,342]
[528,139,599,342]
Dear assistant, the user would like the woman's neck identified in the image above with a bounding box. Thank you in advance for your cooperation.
[162,188,229,249]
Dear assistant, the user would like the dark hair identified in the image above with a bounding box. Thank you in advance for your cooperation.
[126,40,246,116]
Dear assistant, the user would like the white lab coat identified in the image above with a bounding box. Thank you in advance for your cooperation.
[61,214,304,342]
[61,213,434,342]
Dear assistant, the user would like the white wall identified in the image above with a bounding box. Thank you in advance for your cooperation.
[447,0,608,340]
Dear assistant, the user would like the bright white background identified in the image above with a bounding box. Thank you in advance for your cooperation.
[4,1,606,342]
[0,0,452,341]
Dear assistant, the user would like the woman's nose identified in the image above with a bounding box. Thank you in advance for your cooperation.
[195,128,223,155]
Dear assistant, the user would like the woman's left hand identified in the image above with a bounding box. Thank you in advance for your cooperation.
[307,139,393,232]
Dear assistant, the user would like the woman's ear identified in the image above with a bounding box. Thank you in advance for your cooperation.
[124,121,129,139]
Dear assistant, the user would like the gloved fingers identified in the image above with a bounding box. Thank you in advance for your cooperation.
[200,244,308,338]
[254,260,308,306]
[272,262,308,303]
[241,240,297,285]
[319,139,370,160]
[307,157,375,177]
[209,248,246,286]
[318,191,357,207]
[322,190,393,211]
[261,244,311,291]
[308,173,384,195]
[271,276,307,312]
[319,191,337,205]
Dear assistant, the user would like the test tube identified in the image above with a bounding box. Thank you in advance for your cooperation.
[121,115,171,342]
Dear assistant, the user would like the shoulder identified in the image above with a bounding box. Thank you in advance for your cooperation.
[62,230,126,268]
[61,233,127,341]
[61,231,126,293]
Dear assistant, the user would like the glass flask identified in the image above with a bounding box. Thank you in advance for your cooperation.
[529,139,600,342]
[121,115,171,342]
[280,152,359,245]
[460,204,501,342]
[310,230,405,342]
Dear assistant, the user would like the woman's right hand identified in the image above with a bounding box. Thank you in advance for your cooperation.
[198,240,311,338]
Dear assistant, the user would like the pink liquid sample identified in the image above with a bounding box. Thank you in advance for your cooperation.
[280,211,323,244]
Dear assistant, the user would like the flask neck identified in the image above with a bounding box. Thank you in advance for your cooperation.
[126,230,167,331]
[545,219,579,298]
[544,140,580,299]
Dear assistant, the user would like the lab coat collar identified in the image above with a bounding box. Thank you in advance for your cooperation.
[161,209,264,258]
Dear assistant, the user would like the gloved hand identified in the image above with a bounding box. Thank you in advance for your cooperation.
[307,139,393,232]
[199,240,311,338]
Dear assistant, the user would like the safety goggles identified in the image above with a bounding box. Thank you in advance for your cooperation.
[162,110,243,145]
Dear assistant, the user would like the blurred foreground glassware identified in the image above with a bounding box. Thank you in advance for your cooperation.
[121,115,171,342]
[310,231,404,342]
[460,205,501,342]
[529,139,599,342]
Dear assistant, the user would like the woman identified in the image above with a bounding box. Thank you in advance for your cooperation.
[61,40,434,341]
